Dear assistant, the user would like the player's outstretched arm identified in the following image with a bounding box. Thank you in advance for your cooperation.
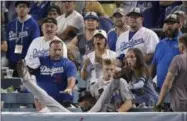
[17,60,70,112]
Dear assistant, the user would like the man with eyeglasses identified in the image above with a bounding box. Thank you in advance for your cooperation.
[6,1,40,76]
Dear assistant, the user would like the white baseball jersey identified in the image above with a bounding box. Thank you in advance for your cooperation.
[25,36,67,69]
[116,27,159,57]
[86,49,116,85]
[56,10,84,35]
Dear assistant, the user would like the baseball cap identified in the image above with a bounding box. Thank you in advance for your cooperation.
[15,1,30,7]
[93,29,107,39]
[84,12,99,21]
[164,14,180,24]
[41,17,57,26]
[174,10,186,16]
[47,6,61,15]
[126,7,143,17]
[78,91,94,102]
[113,8,125,16]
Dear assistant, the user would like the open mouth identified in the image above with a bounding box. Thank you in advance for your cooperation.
[96,42,101,46]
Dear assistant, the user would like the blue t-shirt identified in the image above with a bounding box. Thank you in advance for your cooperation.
[107,28,117,51]
[35,56,77,103]
[152,32,182,88]
[6,17,40,63]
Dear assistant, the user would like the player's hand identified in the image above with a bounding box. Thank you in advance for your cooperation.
[153,104,164,112]
[113,70,122,79]
[60,88,72,95]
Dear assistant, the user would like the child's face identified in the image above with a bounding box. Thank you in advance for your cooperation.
[126,50,137,68]
[102,64,115,81]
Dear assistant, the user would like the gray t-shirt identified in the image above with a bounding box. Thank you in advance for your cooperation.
[90,78,111,100]
[169,53,187,112]
[89,78,133,112]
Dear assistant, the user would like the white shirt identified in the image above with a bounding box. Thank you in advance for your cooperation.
[56,10,84,35]
[86,49,116,85]
[116,27,159,57]
[25,36,67,69]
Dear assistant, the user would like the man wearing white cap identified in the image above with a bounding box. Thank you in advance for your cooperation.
[116,7,159,64]
[108,8,129,51]
[81,29,116,89]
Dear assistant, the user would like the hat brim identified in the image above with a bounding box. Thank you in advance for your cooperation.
[84,16,99,21]
[94,33,107,39]
[113,12,124,17]
[164,19,180,24]
[127,12,143,17]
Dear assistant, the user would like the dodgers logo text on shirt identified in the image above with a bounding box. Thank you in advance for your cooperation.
[9,31,28,41]
[32,49,49,58]
[40,66,64,76]
[120,38,144,51]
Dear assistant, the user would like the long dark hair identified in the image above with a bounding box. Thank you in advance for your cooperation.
[127,48,150,80]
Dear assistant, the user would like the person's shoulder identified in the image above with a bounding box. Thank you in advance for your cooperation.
[108,49,116,55]
[8,18,17,25]
[108,28,116,34]
[143,27,157,35]
[119,78,128,84]
[118,30,129,39]
[28,16,38,25]
[62,57,75,64]
[32,36,43,42]
[87,51,95,58]
[39,55,50,61]
[73,10,83,18]
[56,14,65,21]
[173,54,182,61]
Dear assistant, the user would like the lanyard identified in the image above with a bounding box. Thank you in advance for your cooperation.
[15,19,24,44]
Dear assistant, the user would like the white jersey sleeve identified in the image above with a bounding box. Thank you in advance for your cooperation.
[25,38,41,69]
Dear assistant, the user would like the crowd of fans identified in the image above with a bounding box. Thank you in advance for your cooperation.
[1,1,187,112]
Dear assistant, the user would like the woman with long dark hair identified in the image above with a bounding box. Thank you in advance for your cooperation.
[121,48,158,106]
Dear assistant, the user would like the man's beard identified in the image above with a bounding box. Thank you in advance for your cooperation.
[165,28,179,38]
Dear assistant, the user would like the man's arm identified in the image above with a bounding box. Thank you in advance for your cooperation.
[156,55,180,107]
[63,61,77,94]
[156,72,175,106]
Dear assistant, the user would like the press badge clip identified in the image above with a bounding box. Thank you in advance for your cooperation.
[14,45,23,54]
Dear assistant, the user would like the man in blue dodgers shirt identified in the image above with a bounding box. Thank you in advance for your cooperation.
[151,14,182,92]
[32,39,77,107]
[6,1,40,76]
